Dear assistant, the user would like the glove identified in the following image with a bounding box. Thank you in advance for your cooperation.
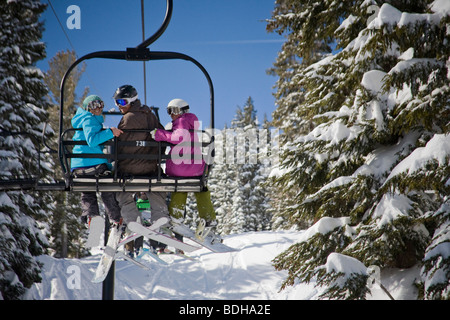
[150,129,157,139]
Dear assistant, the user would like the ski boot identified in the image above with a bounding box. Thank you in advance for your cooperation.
[141,210,152,227]
[170,217,184,228]
[125,236,143,258]
[195,219,222,244]
[109,217,125,237]
[82,214,100,227]
[167,217,185,242]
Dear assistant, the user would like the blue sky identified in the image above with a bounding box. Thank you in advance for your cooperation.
[38,0,284,129]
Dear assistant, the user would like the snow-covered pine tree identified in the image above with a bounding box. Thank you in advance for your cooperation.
[212,97,272,234]
[0,0,52,299]
[259,115,277,231]
[266,0,342,230]
[209,124,238,234]
[266,0,333,142]
[269,0,449,299]
[229,98,258,233]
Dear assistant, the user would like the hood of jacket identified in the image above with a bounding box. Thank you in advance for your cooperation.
[71,107,104,129]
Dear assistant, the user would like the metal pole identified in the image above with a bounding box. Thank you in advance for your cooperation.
[102,216,115,300]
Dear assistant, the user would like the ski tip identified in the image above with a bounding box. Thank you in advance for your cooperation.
[91,276,106,283]
[157,216,170,224]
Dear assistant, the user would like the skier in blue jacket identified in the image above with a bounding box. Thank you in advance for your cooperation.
[71,95,123,225]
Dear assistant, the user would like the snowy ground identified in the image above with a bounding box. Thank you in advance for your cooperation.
[24,230,419,300]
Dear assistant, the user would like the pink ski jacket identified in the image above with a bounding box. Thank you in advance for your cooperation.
[154,112,206,177]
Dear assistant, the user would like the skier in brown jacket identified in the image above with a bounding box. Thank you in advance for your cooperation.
[116,91,162,176]
[113,84,171,255]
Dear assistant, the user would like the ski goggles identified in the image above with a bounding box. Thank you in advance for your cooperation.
[167,106,181,115]
[167,105,188,115]
[115,95,138,107]
[88,100,104,110]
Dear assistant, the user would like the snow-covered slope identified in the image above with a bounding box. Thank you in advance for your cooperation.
[24,231,419,300]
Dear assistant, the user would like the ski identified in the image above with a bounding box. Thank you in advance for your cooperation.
[92,218,169,283]
[115,217,167,250]
[137,247,169,265]
[85,215,105,248]
[171,222,237,253]
[117,232,141,249]
[92,223,124,283]
[128,221,200,253]
[157,247,197,261]
[115,251,151,270]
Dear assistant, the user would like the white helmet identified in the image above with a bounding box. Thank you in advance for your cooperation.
[167,98,189,115]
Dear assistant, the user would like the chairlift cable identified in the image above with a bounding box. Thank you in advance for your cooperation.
[46,0,100,95]
[47,0,76,52]
[141,0,148,105]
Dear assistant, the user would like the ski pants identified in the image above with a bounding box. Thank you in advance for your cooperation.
[75,163,121,222]
[169,190,216,221]
[116,191,170,224]
[81,192,121,222]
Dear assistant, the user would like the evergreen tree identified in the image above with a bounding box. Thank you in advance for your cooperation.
[265,0,335,229]
[266,0,347,141]
[260,115,278,231]
[209,123,238,234]
[44,50,89,258]
[269,0,449,299]
[211,97,272,234]
[229,97,259,233]
[0,0,52,299]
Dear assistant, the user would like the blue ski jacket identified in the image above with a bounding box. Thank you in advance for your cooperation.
[70,107,114,170]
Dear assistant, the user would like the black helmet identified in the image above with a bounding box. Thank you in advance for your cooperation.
[113,85,138,99]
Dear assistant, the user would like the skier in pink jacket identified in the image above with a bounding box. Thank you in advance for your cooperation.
[154,102,205,177]
[152,99,220,243]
